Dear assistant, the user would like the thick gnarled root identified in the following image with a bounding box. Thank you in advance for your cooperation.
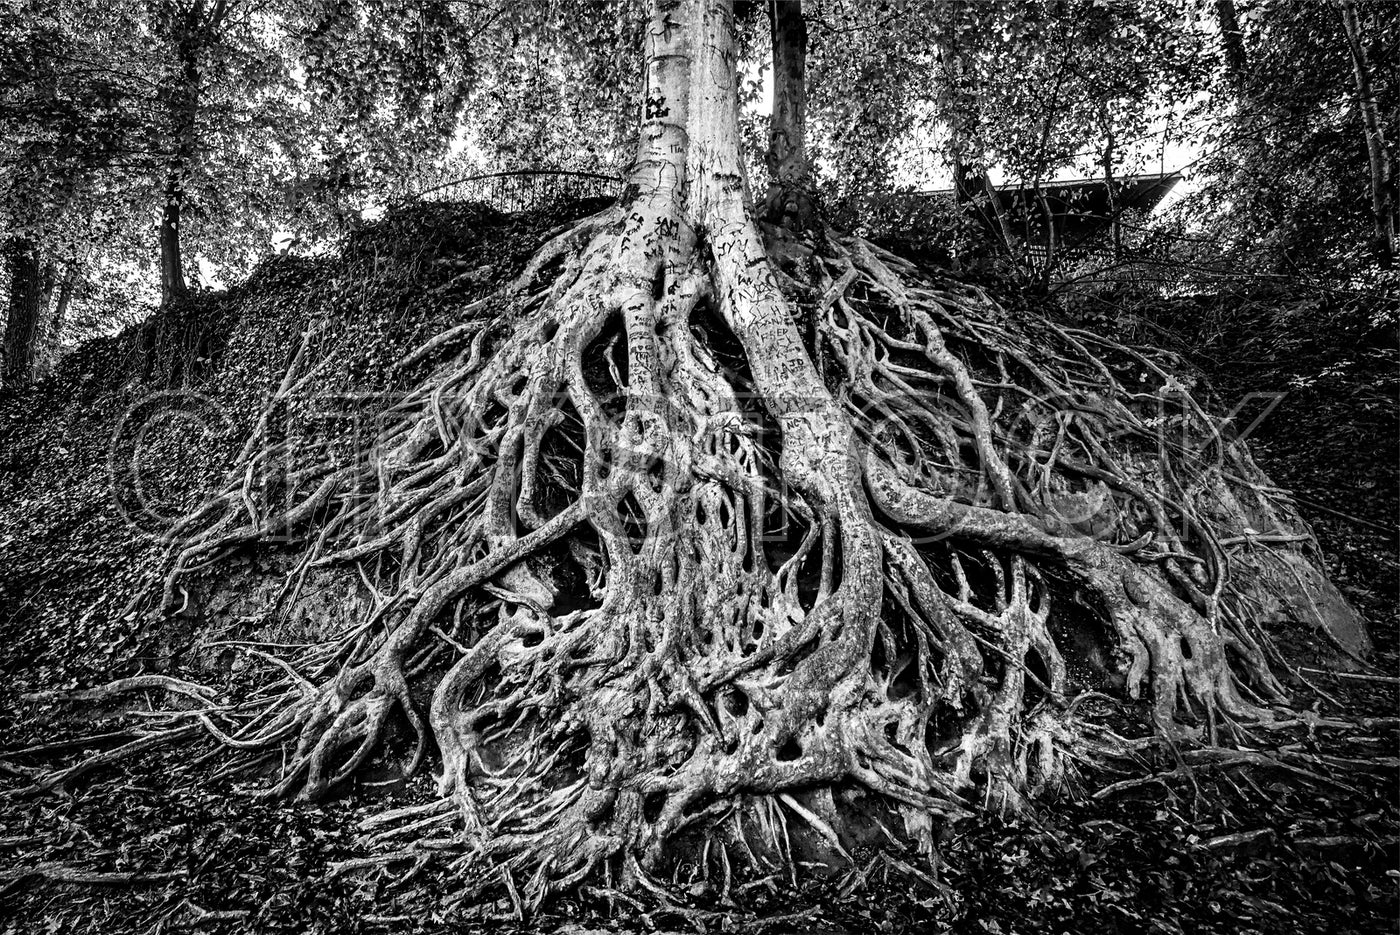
[270,647,426,801]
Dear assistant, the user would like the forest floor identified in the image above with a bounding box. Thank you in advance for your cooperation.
[0,201,1395,934]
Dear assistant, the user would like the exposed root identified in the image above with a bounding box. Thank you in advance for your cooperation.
[21,676,219,707]
[76,187,1360,904]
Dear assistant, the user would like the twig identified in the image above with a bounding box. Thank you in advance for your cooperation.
[22,676,218,706]
[1,730,137,758]
[0,862,187,886]
[1298,667,1400,685]
[1201,828,1274,849]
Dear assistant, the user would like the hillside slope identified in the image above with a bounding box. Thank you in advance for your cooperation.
[0,201,594,693]
[0,201,1394,935]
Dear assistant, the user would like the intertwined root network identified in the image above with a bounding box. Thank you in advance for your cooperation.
[158,200,1346,901]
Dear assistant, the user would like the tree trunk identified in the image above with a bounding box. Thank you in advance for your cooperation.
[766,0,806,182]
[762,0,816,227]
[1102,124,1121,261]
[160,12,206,305]
[3,239,48,388]
[1338,0,1396,267]
[160,178,188,304]
[1214,0,1248,89]
[37,259,78,378]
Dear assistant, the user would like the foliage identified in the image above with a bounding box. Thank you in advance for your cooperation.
[798,0,1210,195]
[413,1,645,184]
[1183,0,1399,276]
[0,0,477,349]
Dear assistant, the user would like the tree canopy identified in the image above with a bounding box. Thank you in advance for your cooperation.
[4,0,1395,380]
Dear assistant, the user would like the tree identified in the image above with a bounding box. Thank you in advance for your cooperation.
[144,0,475,303]
[150,0,224,304]
[1187,0,1398,275]
[1338,0,1396,267]
[2,240,49,386]
[790,0,1213,280]
[90,0,1365,903]
[761,0,816,226]
[0,1,139,386]
[0,0,477,384]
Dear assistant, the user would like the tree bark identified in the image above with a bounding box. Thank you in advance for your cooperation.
[160,51,199,305]
[160,175,188,304]
[3,239,48,388]
[159,1,221,304]
[1102,122,1121,260]
[1338,0,1396,267]
[1214,0,1248,90]
[766,0,807,181]
[37,259,78,378]
[762,0,816,227]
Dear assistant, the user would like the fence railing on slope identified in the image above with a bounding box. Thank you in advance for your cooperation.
[413,170,623,213]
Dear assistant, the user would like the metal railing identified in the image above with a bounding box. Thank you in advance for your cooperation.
[414,170,622,213]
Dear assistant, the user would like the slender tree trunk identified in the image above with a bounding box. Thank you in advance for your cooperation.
[3,239,48,387]
[1338,0,1396,267]
[160,175,188,304]
[762,0,815,226]
[1214,0,1248,89]
[37,259,78,378]
[160,11,206,305]
[1033,181,1056,284]
[952,159,1012,257]
[1102,124,1121,261]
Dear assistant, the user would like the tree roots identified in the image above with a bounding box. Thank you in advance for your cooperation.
[94,197,1364,902]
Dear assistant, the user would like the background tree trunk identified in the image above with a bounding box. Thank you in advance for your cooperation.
[160,175,188,304]
[766,0,807,182]
[762,0,816,227]
[37,259,78,378]
[159,3,215,304]
[1338,0,1396,267]
[1102,122,1121,261]
[1214,0,1249,90]
[3,239,49,387]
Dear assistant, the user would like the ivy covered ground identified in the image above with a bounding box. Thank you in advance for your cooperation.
[0,201,1394,934]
